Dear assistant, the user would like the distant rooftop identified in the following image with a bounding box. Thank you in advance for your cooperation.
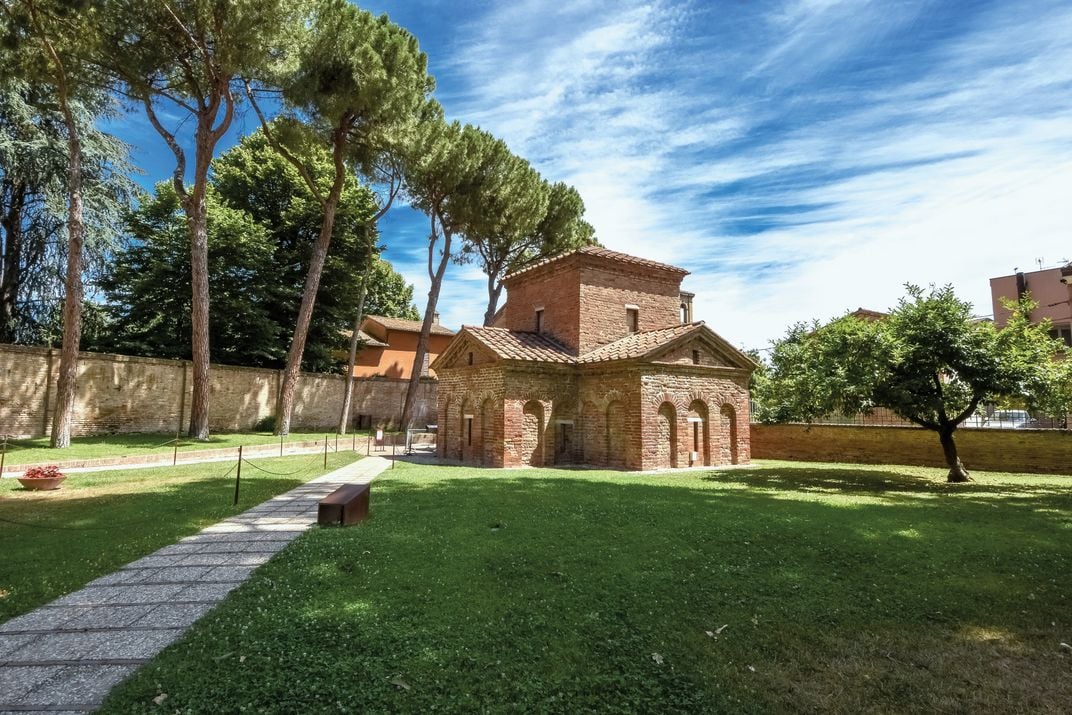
[341,328,389,348]
[364,315,455,336]
[848,308,888,322]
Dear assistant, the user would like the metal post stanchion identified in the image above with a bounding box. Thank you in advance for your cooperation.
[323,437,328,469]
[233,445,243,506]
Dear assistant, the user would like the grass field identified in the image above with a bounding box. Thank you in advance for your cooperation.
[0,452,362,621]
[99,460,1072,713]
[1,430,366,467]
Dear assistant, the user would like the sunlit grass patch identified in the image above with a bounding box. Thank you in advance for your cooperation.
[100,461,1072,713]
[0,452,361,621]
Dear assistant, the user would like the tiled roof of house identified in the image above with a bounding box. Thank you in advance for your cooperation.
[503,246,689,281]
[577,322,704,363]
[365,315,455,336]
[461,322,704,365]
[848,308,888,322]
[465,326,576,363]
[341,328,389,348]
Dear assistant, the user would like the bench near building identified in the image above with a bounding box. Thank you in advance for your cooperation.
[431,247,756,470]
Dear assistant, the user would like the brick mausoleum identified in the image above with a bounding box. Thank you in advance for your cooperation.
[431,247,756,470]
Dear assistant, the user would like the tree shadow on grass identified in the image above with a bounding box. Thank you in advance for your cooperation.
[100,465,1072,714]
[707,463,1072,502]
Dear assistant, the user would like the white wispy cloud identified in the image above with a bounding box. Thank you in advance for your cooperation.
[391,0,1072,348]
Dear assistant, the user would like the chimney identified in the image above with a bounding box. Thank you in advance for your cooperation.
[433,312,440,326]
[679,292,695,324]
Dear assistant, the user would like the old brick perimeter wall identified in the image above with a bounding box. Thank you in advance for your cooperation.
[751,424,1072,475]
[0,343,436,438]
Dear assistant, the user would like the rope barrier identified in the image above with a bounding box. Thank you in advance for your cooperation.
[0,447,352,533]
[238,452,324,477]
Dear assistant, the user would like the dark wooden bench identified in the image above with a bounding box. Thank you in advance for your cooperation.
[317,483,370,526]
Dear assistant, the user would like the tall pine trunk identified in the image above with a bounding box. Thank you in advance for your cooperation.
[938,427,970,483]
[482,273,502,326]
[400,223,452,430]
[49,95,84,448]
[186,188,211,439]
[275,181,344,436]
[338,275,368,435]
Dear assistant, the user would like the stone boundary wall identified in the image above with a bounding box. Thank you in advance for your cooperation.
[0,344,436,439]
[751,423,1072,475]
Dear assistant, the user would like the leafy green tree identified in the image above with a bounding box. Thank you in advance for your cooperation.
[245,0,433,435]
[99,0,303,439]
[363,256,419,322]
[211,128,399,372]
[0,81,132,345]
[94,134,418,370]
[756,285,1062,482]
[92,184,278,365]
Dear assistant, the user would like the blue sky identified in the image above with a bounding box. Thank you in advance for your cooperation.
[115,0,1072,350]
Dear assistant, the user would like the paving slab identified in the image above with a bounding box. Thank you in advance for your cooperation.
[0,456,388,712]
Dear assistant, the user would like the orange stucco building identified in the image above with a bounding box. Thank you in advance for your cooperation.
[990,264,1072,347]
[352,315,455,380]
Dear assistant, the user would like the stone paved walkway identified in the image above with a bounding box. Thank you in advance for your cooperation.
[0,456,390,714]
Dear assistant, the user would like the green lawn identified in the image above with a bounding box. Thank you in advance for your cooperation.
[1,430,368,467]
[0,452,362,621]
[99,461,1072,713]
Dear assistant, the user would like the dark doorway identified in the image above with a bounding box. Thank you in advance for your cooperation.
[556,422,573,464]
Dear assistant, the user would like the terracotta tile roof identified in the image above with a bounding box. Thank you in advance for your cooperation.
[848,308,888,322]
[465,326,576,363]
[504,246,689,281]
[461,322,705,365]
[577,322,704,363]
[341,328,389,348]
[365,315,455,336]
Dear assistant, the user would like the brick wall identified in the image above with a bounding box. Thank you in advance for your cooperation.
[501,264,582,353]
[638,367,751,470]
[435,358,753,471]
[751,423,1072,475]
[577,265,682,353]
[436,365,506,465]
[499,258,685,356]
[0,344,435,438]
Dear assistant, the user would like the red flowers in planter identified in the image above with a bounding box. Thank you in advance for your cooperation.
[23,465,64,480]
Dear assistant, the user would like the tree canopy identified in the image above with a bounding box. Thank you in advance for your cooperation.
[93,131,418,371]
[0,78,131,344]
[755,285,1064,481]
[457,159,597,325]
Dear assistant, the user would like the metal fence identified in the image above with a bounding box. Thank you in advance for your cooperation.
[749,402,1068,430]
